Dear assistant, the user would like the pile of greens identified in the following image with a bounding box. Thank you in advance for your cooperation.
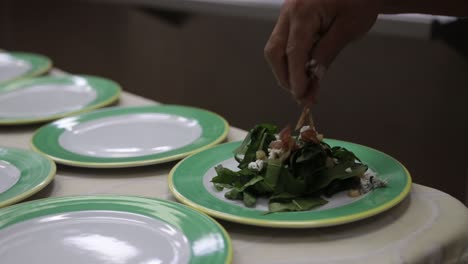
[211,123,369,213]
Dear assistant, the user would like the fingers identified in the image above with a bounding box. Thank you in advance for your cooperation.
[265,0,378,106]
[264,4,291,90]
[310,19,350,73]
[287,7,321,99]
[299,18,352,104]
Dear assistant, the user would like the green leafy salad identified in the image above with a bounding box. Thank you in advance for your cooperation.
[211,108,387,213]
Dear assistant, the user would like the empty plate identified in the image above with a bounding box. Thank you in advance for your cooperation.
[0,52,51,85]
[0,196,232,263]
[31,105,229,168]
[0,147,56,208]
[0,75,121,125]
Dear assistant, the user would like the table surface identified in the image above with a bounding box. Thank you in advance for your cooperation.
[1,91,467,264]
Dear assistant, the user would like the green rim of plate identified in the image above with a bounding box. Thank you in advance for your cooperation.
[0,147,56,208]
[0,195,232,264]
[169,140,412,228]
[0,75,121,125]
[0,52,52,85]
[31,105,229,168]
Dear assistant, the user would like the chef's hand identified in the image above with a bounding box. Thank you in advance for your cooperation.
[264,0,380,104]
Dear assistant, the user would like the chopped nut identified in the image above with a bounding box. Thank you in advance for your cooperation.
[348,189,361,197]
[256,150,266,160]
[316,133,324,141]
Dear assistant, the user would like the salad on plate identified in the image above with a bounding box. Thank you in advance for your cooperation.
[211,108,387,213]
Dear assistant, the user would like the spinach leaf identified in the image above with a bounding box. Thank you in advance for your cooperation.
[323,177,361,197]
[211,165,240,185]
[243,191,257,207]
[269,192,298,201]
[214,183,232,191]
[278,169,307,195]
[263,159,283,192]
[288,143,328,180]
[287,142,328,192]
[238,175,264,192]
[308,162,368,193]
[268,197,328,212]
[225,188,242,200]
[234,124,277,169]
[332,146,362,163]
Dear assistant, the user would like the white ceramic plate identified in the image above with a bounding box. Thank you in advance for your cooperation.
[0,147,56,208]
[0,161,21,194]
[169,141,412,228]
[32,105,229,168]
[0,75,121,125]
[0,52,51,84]
[0,196,232,263]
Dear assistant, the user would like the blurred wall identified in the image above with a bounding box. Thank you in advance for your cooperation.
[2,0,467,204]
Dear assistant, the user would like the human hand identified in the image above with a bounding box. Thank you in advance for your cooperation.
[264,0,380,104]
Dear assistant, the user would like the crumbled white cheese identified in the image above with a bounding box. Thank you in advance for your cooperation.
[248,159,265,171]
[268,148,283,160]
[345,167,352,173]
[360,169,387,194]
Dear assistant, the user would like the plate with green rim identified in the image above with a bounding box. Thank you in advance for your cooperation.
[0,51,52,85]
[0,75,121,125]
[169,140,412,228]
[0,147,56,208]
[31,105,229,168]
[0,195,232,264]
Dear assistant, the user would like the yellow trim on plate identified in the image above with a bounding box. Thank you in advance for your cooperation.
[30,111,230,168]
[196,205,233,264]
[168,146,413,228]
[0,155,56,208]
[0,84,121,125]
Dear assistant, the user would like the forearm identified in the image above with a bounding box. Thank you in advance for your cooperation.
[380,0,468,16]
